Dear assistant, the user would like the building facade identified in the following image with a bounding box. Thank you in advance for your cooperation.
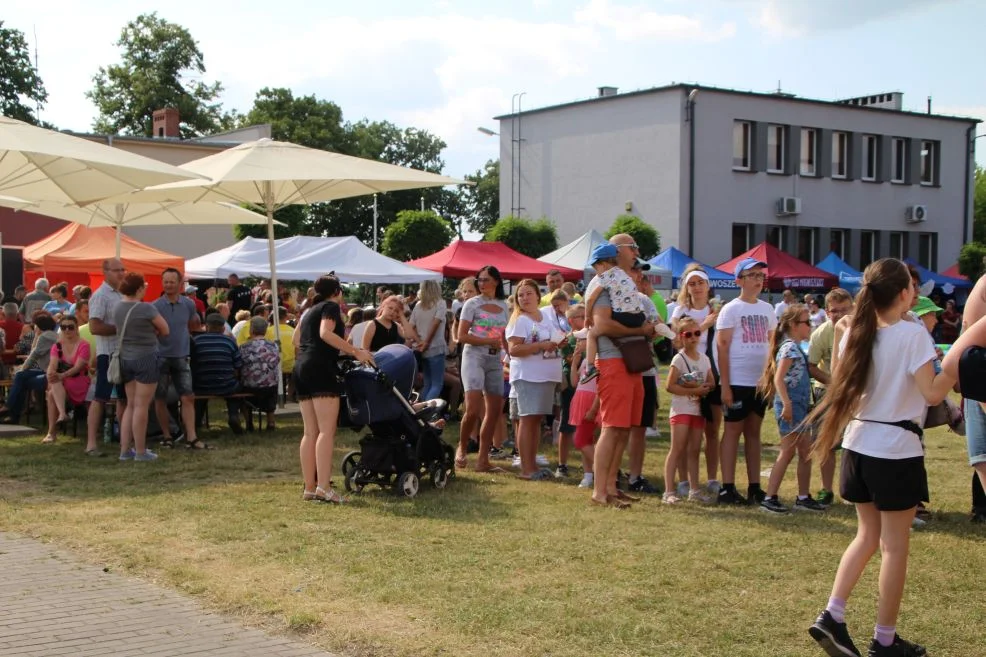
[495,85,978,271]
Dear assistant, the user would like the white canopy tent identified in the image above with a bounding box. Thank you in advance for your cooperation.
[185,235,443,283]
[538,229,673,289]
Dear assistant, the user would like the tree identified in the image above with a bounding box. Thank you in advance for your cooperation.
[242,87,349,152]
[958,242,986,282]
[484,215,558,258]
[0,21,48,124]
[605,215,661,259]
[462,159,499,234]
[974,166,986,244]
[381,210,454,261]
[87,13,227,137]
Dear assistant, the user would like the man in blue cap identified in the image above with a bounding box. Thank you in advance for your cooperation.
[714,257,776,505]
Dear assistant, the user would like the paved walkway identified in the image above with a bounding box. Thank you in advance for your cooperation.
[0,532,336,657]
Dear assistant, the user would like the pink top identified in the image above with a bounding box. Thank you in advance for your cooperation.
[49,340,91,373]
[574,359,598,394]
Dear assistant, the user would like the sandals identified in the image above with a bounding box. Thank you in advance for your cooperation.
[302,489,317,501]
[313,486,347,504]
[185,438,215,450]
[41,434,57,444]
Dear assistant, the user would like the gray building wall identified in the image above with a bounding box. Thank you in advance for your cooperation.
[499,91,685,253]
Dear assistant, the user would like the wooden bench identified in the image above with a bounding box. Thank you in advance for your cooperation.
[188,393,265,430]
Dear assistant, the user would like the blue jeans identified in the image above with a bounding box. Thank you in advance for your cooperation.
[420,354,446,401]
[5,369,47,422]
[964,398,986,466]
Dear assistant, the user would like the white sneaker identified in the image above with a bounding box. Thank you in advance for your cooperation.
[645,426,660,438]
[578,473,594,488]
[536,454,549,467]
[676,481,690,498]
[511,455,522,468]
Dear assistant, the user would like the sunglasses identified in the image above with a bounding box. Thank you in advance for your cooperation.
[741,272,765,280]
[477,276,494,283]
[59,324,77,331]
[679,330,701,338]
[795,320,811,326]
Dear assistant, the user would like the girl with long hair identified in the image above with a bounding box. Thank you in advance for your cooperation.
[408,279,448,401]
[670,263,723,494]
[294,274,374,503]
[807,258,955,657]
[756,304,825,514]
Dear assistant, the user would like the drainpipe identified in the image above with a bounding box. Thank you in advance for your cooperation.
[686,88,699,256]
[965,124,976,244]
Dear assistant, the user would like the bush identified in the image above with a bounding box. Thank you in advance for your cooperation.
[605,215,660,259]
[958,242,986,283]
[381,210,455,261]
[484,215,558,258]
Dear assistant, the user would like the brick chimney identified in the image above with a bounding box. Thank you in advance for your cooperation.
[152,108,180,138]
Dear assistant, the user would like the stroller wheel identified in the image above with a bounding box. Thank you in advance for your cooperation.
[341,451,361,479]
[396,472,419,498]
[345,469,365,493]
[430,464,450,489]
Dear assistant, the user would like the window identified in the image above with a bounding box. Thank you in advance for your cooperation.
[918,233,936,270]
[766,225,788,251]
[832,132,848,179]
[921,141,937,185]
[860,230,876,269]
[731,223,751,257]
[889,232,904,259]
[733,121,751,170]
[891,138,906,183]
[830,229,846,258]
[767,124,786,173]
[797,228,817,263]
[800,128,818,176]
[861,135,877,181]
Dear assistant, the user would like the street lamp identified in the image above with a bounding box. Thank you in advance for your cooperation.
[476,127,498,137]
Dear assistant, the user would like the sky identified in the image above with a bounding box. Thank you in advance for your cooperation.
[6,0,986,179]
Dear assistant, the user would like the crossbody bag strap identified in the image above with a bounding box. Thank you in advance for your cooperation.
[117,303,138,346]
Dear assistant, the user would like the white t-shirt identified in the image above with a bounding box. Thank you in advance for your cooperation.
[810,309,827,330]
[639,293,659,377]
[669,351,711,418]
[349,320,371,347]
[841,320,937,459]
[505,313,563,384]
[671,304,712,356]
[774,301,789,320]
[715,298,777,387]
[409,299,447,358]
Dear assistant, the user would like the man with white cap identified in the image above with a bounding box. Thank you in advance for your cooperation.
[715,257,776,505]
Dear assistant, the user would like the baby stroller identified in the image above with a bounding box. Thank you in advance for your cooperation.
[339,344,456,497]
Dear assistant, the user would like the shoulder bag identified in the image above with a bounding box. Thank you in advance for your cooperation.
[107,304,138,385]
[616,337,654,373]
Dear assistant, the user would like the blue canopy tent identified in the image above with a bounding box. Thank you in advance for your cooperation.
[903,259,973,290]
[648,247,737,289]
[815,251,863,291]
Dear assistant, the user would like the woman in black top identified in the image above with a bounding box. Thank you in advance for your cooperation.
[293,274,373,504]
[361,295,408,352]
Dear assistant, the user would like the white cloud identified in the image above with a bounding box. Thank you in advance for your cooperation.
[575,0,735,41]
[754,0,944,37]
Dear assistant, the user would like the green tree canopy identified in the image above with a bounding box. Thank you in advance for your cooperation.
[462,159,499,234]
[958,242,986,282]
[381,210,455,262]
[605,215,661,259]
[484,215,558,258]
[0,21,47,124]
[974,166,986,243]
[87,13,228,137]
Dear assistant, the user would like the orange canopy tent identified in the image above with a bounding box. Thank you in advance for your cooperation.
[23,224,184,300]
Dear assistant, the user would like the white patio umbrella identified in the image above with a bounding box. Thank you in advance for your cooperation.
[101,138,467,351]
[0,195,279,256]
[0,115,203,204]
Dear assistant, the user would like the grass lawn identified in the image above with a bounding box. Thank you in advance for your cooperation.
[0,399,981,657]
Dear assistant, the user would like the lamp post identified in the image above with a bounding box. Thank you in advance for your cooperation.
[372,193,378,252]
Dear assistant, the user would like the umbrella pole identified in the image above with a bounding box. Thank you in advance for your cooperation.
[264,185,285,404]
[115,205,124,258]
[115,226,121,258]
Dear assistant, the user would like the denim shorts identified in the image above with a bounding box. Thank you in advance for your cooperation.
[461,346,504,396]
[156,356,194,398]
[121,354,161,385]
[964,398,986,466]
[774,398,811,436]
[94,354,126,403]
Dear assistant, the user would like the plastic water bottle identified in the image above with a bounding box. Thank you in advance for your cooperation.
[103,416,113,444]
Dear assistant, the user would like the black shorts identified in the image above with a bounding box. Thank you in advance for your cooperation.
[840,449,929,511]
[639,374,657,428]
[559,386,576,434]
[293,357,343,400]
[722,385,767,422]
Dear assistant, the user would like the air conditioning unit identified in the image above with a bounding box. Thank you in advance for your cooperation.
[906,205,928,223]
[776,196,802,216]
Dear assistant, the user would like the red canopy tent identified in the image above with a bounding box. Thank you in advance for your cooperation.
[717,242,838,291]
[941,263,969,280]
[408,240,583,281]
[23,224,184,300]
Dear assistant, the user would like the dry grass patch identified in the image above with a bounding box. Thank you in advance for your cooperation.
[0,398,982,657]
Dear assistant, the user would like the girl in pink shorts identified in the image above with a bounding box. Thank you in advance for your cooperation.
[569,332,600,489]
[664,317,715,504]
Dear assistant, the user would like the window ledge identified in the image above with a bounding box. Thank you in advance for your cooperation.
[766,170,788,176]
[731,167,754,174]
[832,176,851,182]
[861,178,880,184]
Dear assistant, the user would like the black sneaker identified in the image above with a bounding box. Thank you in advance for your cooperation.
[795,496,828,513]
[760,496,789,514]
[467,438,480,454]
[808,610,862,657]
[628,476,660,495]
[554,464,570,479]
[867,635,927,657]
[748,486,767,505]
[817,488,835,506]
[717,487,748,506]
[489,446,509,460]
